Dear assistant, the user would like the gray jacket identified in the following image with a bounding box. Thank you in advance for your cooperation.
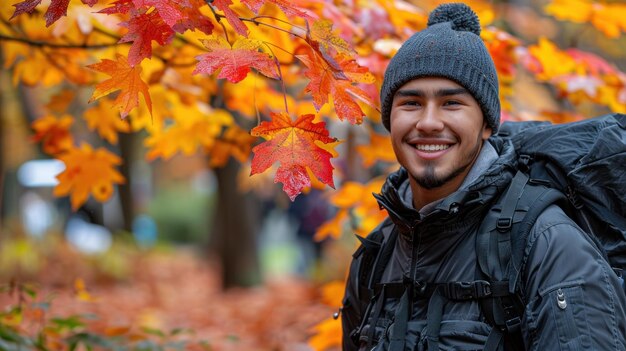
[342,137,626,350]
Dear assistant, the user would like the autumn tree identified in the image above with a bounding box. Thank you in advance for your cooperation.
[2,0,626,292]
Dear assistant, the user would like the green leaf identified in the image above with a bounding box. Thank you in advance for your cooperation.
[51,315,85,331]
[140,327,165,338]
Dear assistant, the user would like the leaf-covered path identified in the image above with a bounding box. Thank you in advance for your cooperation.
[1,247,335,351]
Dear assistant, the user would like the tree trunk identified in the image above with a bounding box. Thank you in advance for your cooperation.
[210,158,262,289]
[117,131,137,232]
[0,52,4,230]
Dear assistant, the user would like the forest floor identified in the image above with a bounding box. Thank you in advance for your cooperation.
[0,244,336,351]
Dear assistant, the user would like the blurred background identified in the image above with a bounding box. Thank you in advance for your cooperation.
[1,0,625,350]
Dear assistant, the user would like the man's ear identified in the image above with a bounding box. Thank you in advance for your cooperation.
[482,122,492,140]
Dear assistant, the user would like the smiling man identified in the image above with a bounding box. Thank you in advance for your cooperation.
[340,3,626,351]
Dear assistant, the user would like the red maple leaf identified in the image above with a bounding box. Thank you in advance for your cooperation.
[241,0,312,19]
[120,10,175,66]
[251,113,336,201]
[194,36,278,83]
[210,0,249,36]
[132,0,188,27]
[12,0,96,26]
[172,0,214,34]
[99,0,134,14]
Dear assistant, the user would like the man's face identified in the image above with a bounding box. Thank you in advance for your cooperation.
[389,77,492,192]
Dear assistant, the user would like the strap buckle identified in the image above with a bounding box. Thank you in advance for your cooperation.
[444,280,492,300]
[496,218,512,232]
[505,317,521,334]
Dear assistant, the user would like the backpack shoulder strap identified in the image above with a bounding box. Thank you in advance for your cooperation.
[477,170,567,351]
[347,220,398,345]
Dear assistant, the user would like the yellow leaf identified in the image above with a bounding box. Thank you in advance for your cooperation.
[545,0,592,23]
[74,278,98,302]
[545,0,626,38]
[84,98,131,144]
[144,104,233,160]
[53,143,125,210]
[528,37,577,80]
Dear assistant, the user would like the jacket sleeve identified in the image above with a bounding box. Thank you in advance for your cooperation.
[342,250,364,351]
[521,205,626,350]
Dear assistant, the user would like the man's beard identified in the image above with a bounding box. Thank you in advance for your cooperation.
[416,163,469,189]
[413,132,484,190]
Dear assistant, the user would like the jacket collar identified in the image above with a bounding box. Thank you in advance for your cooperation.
[374,137,517,233]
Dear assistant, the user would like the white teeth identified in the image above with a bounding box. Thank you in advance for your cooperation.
[415,144,450,151]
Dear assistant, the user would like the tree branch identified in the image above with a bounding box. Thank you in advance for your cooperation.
[0,34,119,49]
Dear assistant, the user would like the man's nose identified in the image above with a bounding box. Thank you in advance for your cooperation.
[416,105,444,133]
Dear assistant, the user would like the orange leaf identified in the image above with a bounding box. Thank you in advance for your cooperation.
[320,280,346,307]
[314,208,347,241]
[356,130,396,167]
[87,53,152,118]
[53,143,125,210]
[308,317,341,351]
[298,51,372,124]
[208,125,256,167]
[45,89,75,114]
[31,114,74,156]
[194,35,279,83]
[83,98,131,144]
[250,112,337,201]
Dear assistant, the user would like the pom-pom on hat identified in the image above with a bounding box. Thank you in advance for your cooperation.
[380,3,500,133]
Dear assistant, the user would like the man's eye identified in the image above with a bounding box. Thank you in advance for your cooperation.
[402,100,420,106]
[444,100,461,106]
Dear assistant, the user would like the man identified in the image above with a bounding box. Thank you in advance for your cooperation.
[341,3,626,350]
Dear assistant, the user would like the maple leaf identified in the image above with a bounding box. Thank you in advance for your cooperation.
[54,143,125,210]
[133,0,188,27]
[87,54,152,118]
[356,129,396,167]
[241,0,312,19]
[209,0,249,36]
[297,51,373,124]
[99,0,134,14]
[119,11,175,66]
[144,105,233,160]
[250,112,336,201]
[11,0,96,27]
[308,20,354,57]
[317,178,387,238]
[171,0,215,35]
[527,38,577,81]
[31,114,74,156]
[545,0,626,38]
[83,98,131,144]
[46,89,75,114]
[194,35,279,83]
[208,125,256,167]
[308,317,341,351]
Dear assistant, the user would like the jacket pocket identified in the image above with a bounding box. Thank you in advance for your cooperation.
[538,281,592,350]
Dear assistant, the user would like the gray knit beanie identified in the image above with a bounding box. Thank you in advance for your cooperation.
[380,3,500,133]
